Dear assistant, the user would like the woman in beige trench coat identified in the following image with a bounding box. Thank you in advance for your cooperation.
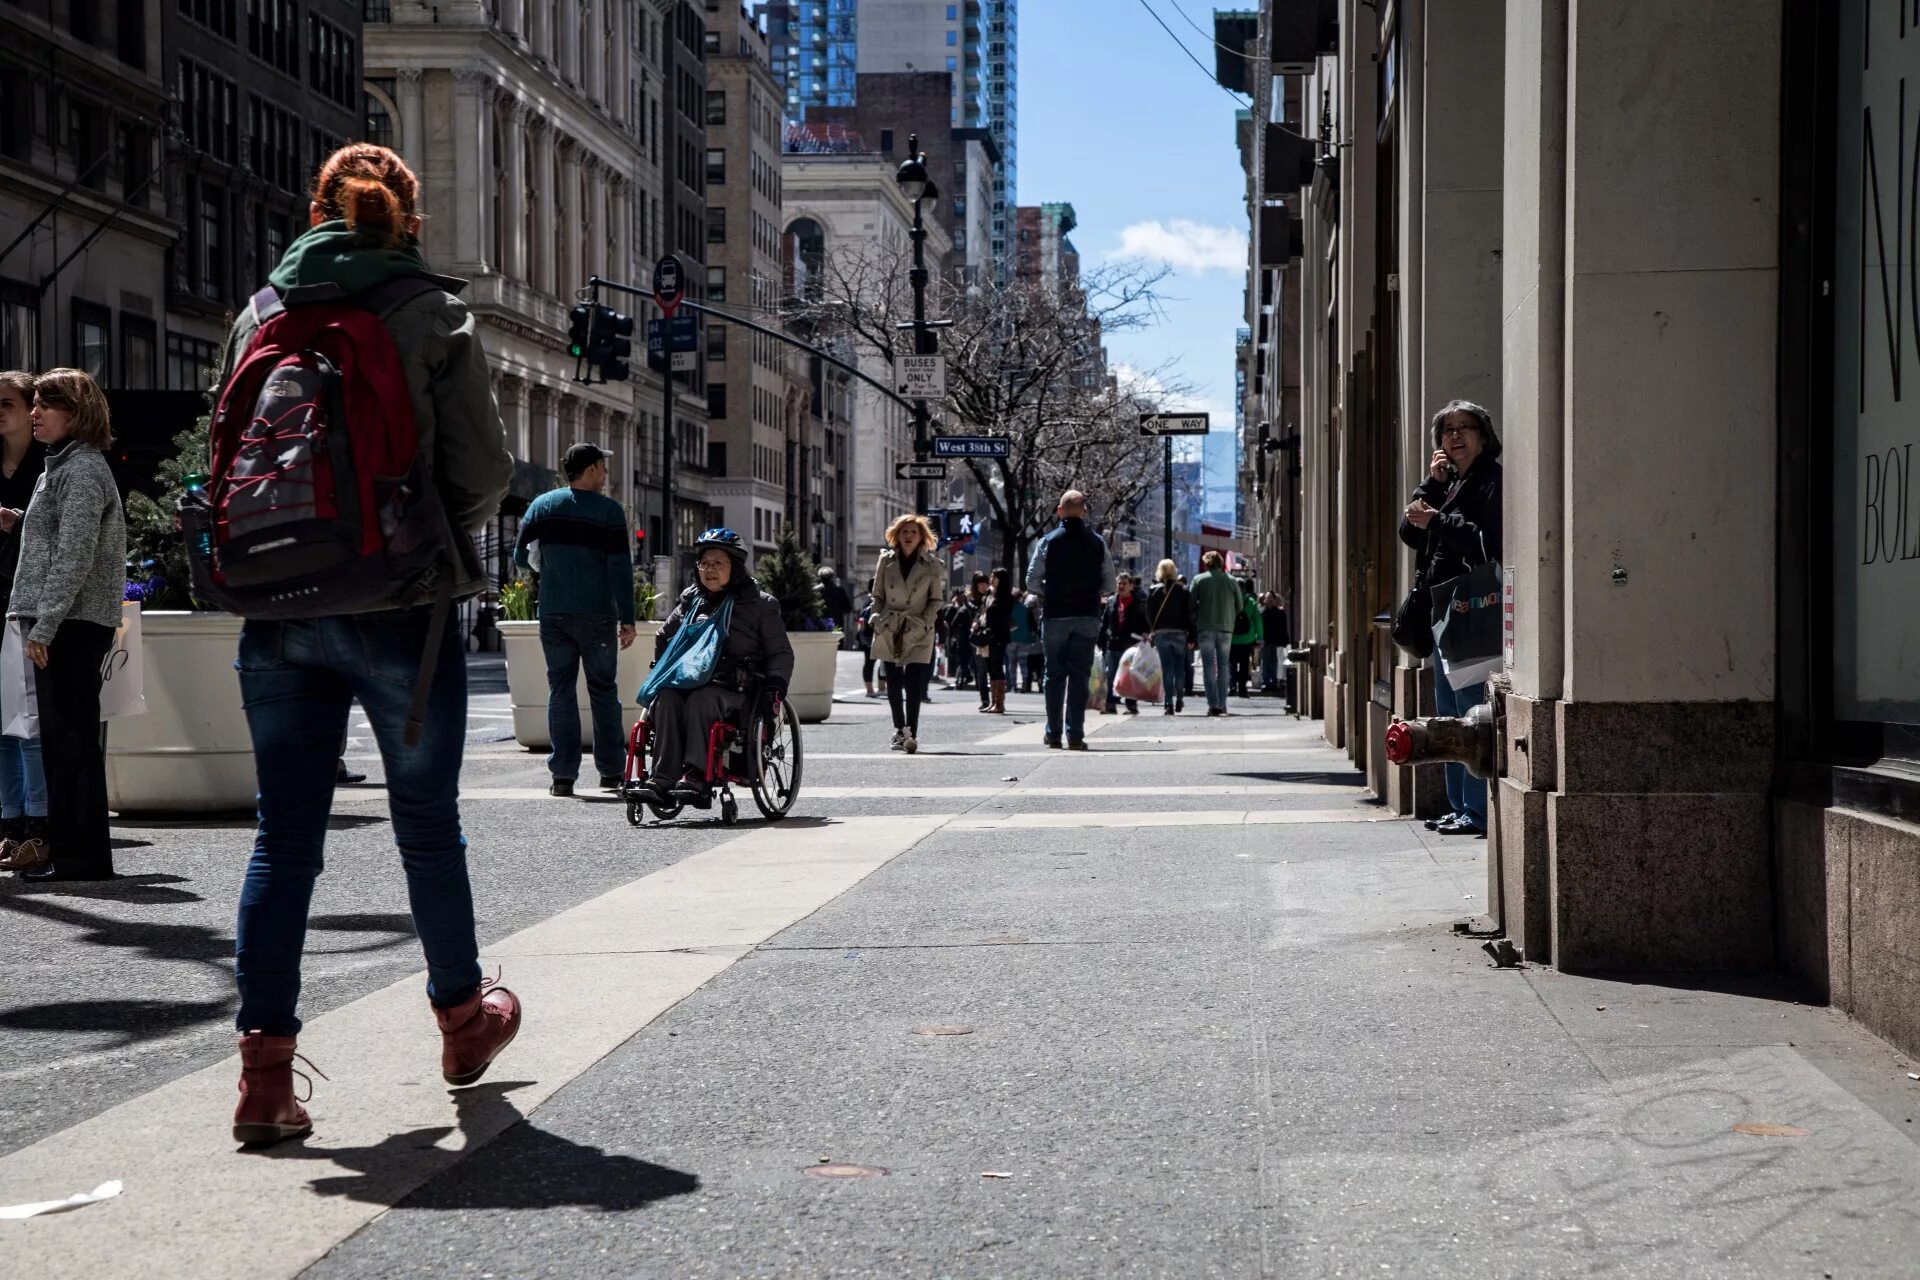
[869,513,944,753]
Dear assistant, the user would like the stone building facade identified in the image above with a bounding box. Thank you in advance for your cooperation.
[781,146,949,573]
[365,0,681,543]
[702,0,805,562]
[162,0,363,393]
[1230,0,1920,1062]
[0,1,172,388]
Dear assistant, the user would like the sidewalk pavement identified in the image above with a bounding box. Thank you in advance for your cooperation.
[2,667,1917,1278]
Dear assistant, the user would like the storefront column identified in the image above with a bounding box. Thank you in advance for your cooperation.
[1499,0,1781,970]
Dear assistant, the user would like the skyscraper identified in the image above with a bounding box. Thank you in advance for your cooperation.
[763,0,1015,277]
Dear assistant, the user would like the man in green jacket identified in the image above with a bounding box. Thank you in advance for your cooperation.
[1231,581,1262,698]
[1189,551,1240,716]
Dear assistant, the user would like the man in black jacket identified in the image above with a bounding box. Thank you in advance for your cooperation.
[1026,490,1111,749]
[1259,593,1291,694]
[1399,399,1502,837]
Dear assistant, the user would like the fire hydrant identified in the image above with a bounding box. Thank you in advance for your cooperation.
[1384,701,1496,779]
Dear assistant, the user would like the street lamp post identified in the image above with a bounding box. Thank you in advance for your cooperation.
[895,135,939,515]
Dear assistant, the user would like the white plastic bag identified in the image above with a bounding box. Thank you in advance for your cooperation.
[99,601,146,720]
[0,618,37,739]
[1114,640,1164,703]
[1439,649,1502,692]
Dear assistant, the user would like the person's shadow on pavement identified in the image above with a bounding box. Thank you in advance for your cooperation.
[246,1080,700,1212]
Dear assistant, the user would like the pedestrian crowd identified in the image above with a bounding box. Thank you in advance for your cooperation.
[850,487,1292,754]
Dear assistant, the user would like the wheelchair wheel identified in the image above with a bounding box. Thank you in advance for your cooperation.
[749,697,803,820]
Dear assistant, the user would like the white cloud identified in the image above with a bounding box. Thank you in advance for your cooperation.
[1110,219,1247,275]
[1113,363,1236,430]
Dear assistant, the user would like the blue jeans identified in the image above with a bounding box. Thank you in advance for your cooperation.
[540,613,624,782]
[0,733,46,818]
[1197,630,1233,711]
[1260,641,1280,689]
[1434,674,1488,828]
[1041,615,1100,743]
[1153,633,1188,707]
[234,611,480,1036]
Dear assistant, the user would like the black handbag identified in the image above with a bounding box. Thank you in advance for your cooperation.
[1390,529,1436,658]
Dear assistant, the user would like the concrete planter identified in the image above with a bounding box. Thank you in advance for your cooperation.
[498,619,661,750]
[786,630,839,723]
[106,610,255,814]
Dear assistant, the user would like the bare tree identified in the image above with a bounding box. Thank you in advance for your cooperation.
[785,244,1197,576]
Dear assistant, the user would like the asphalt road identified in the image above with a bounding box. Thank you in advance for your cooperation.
[3,650,1919,1278]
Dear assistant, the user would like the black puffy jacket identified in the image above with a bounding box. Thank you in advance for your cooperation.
[1398,457,1502,587]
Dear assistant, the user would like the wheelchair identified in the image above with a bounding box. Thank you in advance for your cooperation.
[620,671,803,826]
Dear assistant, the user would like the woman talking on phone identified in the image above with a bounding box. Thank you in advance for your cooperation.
[1398,399,1501,837]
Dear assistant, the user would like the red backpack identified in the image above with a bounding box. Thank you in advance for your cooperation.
[184,277,459,742]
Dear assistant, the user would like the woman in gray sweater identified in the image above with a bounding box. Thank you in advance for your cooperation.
[7,369,126,881]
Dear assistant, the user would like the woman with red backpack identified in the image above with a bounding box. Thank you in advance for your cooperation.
[213,145,518,1145]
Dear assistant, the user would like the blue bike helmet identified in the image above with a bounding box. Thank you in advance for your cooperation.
[693,526,749,575]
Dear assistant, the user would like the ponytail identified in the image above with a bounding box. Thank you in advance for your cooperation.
[311,143,418,246]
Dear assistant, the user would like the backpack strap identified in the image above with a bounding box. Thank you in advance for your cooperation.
[250,286,285,325]
[402,575,456,749]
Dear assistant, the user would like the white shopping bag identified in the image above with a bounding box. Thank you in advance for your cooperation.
[99,601,146,720]
[1,618,37,740]
[1439,649,1502,692]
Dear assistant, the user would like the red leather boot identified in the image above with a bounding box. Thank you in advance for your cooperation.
[232,1032,317,1146]
[434,981,522,1087]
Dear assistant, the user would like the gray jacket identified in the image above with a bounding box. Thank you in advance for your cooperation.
[8,442,126,644]
[216,275,513,605]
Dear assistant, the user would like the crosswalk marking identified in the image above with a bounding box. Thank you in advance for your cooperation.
[397,782,1366,804]
[947,808,1397,829]
[0,816,949,1280]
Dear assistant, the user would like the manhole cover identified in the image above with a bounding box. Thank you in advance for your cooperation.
[804,1163,886,1179]
[912,1025,975,1036]
[1733,1123,1810,1137]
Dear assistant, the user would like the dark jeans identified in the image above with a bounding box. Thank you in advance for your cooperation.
[540,613,624,782]
[33,619,114,872]
[883,661,930,733]
[1434,674,1489,827]
[233,610,479,1036]
[1042,615,1100,743]
[1153,632,1188,708]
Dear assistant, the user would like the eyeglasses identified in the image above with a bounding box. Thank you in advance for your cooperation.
[696,557,730,571]
[1438,424,1476,440]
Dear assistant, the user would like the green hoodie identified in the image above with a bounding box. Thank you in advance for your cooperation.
[216,221,514,607]
[268,220,430,296]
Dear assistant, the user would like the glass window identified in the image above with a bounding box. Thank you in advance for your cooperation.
[706,89,726,125]
[0,282,36,370]
[946,4,957,16]
[200,189,225,298]
[706,147,725,184]
[706,206,726,244]
[71,302,110,384]
[946,30,957,45]
[706,266,725,301]
[167,333,220,393]
[707,323,726,362]
[121,317,156,390]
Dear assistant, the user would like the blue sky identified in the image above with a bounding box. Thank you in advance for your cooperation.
[1020,0,1248,441]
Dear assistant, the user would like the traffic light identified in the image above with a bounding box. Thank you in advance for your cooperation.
[589,307,634,382]
[567,304,593,359]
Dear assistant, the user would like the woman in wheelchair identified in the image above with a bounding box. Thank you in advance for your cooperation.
[632,528,794,803]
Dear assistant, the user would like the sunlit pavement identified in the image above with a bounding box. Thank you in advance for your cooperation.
[3,651,1917,1278]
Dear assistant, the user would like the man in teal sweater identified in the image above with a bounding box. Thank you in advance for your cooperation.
[513,444,637,796]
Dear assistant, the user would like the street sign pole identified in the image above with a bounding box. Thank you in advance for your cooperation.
[654,255,685,566]
[1164,436,1173,563]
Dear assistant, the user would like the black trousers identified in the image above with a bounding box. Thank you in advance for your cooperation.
[34,619,114,872]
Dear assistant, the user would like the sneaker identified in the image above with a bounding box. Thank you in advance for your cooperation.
[891,728,906,751]
[598,774,623,790]
[865,689,882,698]
[434,980,522,1087]
[1066,739,1089,752]
[1044,735,1062,749]
[232,1032,321,1146]
[549,779,574,797]
[902,731,918,754]
[0,832,47,872]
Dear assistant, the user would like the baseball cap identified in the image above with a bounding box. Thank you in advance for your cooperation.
[563,442,611,479]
